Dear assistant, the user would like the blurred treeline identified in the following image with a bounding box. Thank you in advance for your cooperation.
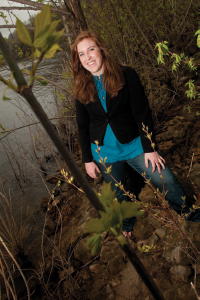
[6,0,199,122]
[6,0,199,62]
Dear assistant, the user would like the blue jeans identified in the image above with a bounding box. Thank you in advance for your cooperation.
[95,152,200,232]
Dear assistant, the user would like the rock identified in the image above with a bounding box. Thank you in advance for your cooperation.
[138,184,158,205]
[132,215,154,240]
[154,228,165,239]
[107,256,126,277]
[100,240,124,264]
[81,269,92,281]
[75,269,93,290]
[180,221,200,247]
[147,214,162,229]
[164,244,191,265]
[169,265,191,283]
[148,234,159,247]
[157,278,171,292]
[156,117,189,142]
[91,284,114,300]
[89,264,105,275]
[109,276,121,288]
[177,284,197,300]
[74,237,94,265]
[171,246,186,265]
[164,286,178,300]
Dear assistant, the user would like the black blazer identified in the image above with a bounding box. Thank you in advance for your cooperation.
[76,66,156,163]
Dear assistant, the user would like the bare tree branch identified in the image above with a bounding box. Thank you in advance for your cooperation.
[122,0,157,60]
[7,0,71,16]
[0,25,73,36]
[58,0,72,47]
[0,6,43,11]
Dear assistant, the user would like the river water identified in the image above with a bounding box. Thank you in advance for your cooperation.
[0,55,68,222]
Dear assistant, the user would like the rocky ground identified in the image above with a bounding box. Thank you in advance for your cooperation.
[36,97,200,300]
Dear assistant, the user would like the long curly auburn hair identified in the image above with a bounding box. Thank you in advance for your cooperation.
[71,30,124,104]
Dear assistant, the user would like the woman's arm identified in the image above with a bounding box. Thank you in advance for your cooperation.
[125,67,156,153]
[125,67,166,172]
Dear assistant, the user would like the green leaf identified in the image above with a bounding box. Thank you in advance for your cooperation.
[44,43,62,59]
[45,28,65,47]
[112,200,123,222]
[105,206,119,224]
[34,20,61,48]
[34,4,51,40]
[99,210,116,229]
[197,35,200,48]
[21,69,31,75]
[36,78,48,86]
[120,201,144,219]
[195,29,200,36]
[16,18,32,47]
[91,238,101,256]
[85,218,106,233]
[98,181,116,206]
[35,75,48,85]
[34,48,41,58]
[86,234,101,246]
[116,234,127,246]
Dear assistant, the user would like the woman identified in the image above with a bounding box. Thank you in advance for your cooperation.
[72,30,199,237]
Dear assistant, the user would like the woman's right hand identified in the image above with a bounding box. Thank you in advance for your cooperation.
[85,162,101,178]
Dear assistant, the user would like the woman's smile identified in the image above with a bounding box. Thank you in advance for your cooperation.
[77,38,104,76]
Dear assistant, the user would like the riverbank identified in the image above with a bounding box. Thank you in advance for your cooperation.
[24,95,200,300]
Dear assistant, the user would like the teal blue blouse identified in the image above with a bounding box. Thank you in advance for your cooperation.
[91,75,143,163]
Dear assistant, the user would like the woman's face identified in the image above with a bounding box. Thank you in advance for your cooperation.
[77,37,104,76]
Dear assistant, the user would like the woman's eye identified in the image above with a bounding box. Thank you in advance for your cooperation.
[90,48,94,51]
[79,53,83,57]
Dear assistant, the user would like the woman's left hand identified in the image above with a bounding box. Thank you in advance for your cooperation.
[145,152,165,173]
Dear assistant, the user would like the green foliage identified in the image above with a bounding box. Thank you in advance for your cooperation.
[86,234,101,256]
[85,182,144,255]
[185,80,196,100]
[0,4,64,97]
[16,18,33,47]
[195,29,200,48]
[56,91,65,102]
[155,41,168,64]
[44,44,62,59]
[35,75,48,86]
[138,244,156,253]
